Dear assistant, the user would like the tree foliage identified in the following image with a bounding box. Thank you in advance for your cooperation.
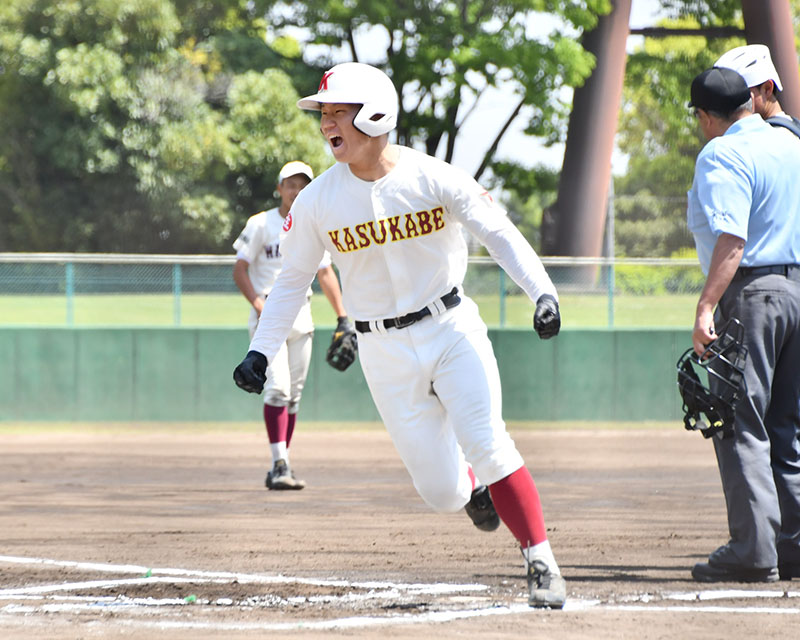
[8,0,793,255]
[265,0,611,180]
[613,0,800,258]
[0,0,328,252]
[260,0,615,254]
[0,0,617,252]
[614,15,743,257]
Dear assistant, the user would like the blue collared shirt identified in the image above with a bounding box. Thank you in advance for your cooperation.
[686,114,800,275]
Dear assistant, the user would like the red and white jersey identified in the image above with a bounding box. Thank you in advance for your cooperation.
[233,207,331,297]
[249,146,557,361]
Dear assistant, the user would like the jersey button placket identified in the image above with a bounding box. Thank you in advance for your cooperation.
[369,186,398,322]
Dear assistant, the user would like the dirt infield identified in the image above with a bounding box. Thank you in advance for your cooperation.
[1,425,797,639]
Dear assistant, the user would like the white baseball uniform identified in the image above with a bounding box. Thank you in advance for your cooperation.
[248,147,558,510]
[233,207,331,412]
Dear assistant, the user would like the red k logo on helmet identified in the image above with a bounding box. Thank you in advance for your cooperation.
[318,71,333,92]
[282,212,293,232]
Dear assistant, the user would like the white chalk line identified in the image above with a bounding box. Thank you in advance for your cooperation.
[646,589,800,602]
[0,554,513,630]
[0,554,485,594]
[604,605,800,615]
[1,555,799,631]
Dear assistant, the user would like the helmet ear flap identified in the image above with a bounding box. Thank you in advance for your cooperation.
[676,318,748,439]
[352,106,397,137]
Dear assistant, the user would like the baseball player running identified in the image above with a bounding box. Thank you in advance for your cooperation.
[233,63,566,608]
[233,160,355,490]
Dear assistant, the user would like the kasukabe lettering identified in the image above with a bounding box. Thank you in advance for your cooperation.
[326,208,445,254]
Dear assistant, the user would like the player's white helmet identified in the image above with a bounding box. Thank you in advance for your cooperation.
[714,44,783,91]
[297,62,398,137]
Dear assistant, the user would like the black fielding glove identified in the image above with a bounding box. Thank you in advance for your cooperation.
[326,316,358,371]
[233,350,268,393]
[533,294,561,339]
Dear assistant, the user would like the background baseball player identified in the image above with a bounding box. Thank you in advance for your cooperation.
[233,63,566,608]
[233,160,355,490]
[714,44,800,139]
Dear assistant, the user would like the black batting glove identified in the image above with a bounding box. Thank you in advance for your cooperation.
[533,294,561,339]
[233,350,268,393]
[335,315,354,336]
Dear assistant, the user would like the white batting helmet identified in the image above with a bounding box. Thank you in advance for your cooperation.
[297,62,398,137]
[714,44,783,92]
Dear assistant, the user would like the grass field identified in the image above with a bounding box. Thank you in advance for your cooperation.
[0,292,697,328]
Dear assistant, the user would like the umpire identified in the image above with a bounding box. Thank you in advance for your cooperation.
[686,67,800,583]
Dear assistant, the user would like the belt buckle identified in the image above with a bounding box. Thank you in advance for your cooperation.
[392,313,417,329]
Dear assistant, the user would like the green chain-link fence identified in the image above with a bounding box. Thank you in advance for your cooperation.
[0,253,705,328]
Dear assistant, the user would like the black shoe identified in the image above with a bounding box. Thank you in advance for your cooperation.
[692,561,779,583]
[464,485,500,532]
[527,559,567,609]
[265,459,305,490]
[779,562,800,581]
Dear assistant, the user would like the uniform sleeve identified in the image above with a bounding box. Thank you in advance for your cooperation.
[693,146,751,241]
[248,263,317,362]
[442,167,557,303]
[276,191,328,274]
[232,215,264,263]
[317,250,333,270]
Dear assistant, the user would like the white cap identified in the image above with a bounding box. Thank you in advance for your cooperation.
[278,161,314,183]
[714,44,783,91]
[297,62,398,137]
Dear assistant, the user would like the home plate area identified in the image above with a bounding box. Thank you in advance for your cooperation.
[3,556,800,633]
[0,555,533,630]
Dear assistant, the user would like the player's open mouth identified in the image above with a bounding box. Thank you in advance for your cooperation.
[330,136,343,149]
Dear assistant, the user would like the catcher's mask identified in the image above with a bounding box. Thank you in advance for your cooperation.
[676,318,748,439]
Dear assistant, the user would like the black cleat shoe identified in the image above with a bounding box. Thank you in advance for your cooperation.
[527,559,566,609]
[464,485,500,532]
[265,459,305,490]
[692,561,778,583]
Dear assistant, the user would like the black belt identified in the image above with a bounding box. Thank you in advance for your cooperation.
[355,288,461,333]
[733,264,799,281]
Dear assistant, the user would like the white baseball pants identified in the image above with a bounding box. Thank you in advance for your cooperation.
[357,295,525,512]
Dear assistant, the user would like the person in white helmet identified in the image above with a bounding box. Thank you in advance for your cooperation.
[233,160,353,490]
[715,44,800,138]
[233,62,566,608]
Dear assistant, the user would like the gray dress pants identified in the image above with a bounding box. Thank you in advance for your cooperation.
[712,268,800,569]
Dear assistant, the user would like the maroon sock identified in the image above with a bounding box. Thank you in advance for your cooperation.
[263,404,288,445]
[489,466,548,548]
[286,412,297,447]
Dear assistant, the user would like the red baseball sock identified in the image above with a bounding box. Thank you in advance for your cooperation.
[489,466,548,547]
[264,404,288,445]
[286,412,297,447]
